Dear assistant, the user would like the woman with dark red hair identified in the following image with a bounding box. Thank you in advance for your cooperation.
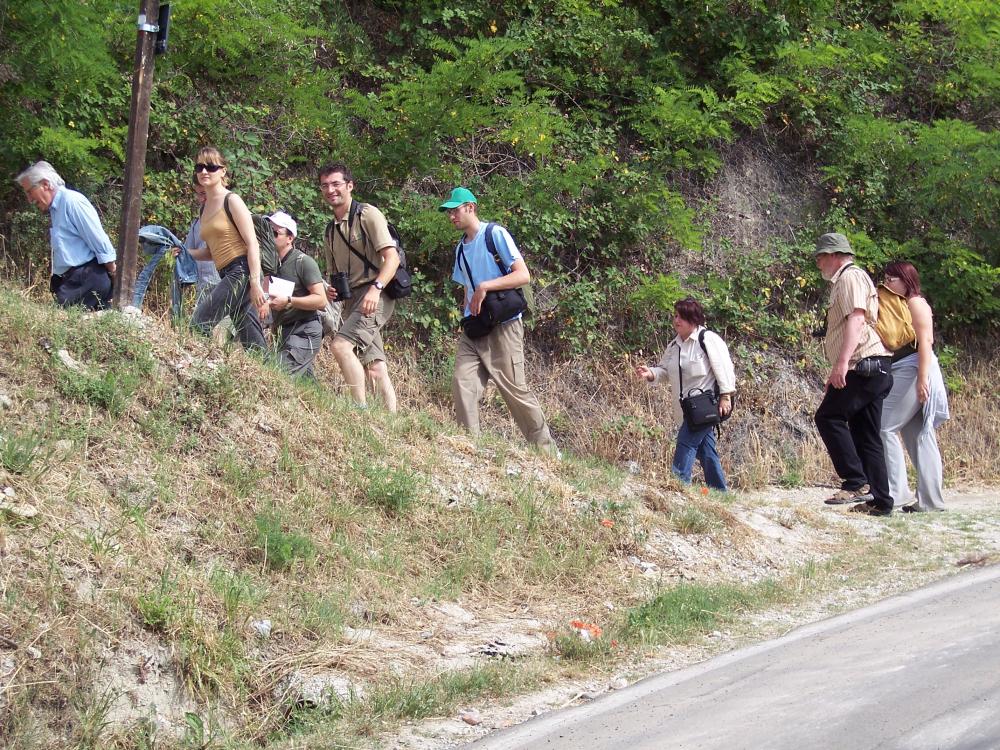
[634,298,736,491]
[879,261,949,512]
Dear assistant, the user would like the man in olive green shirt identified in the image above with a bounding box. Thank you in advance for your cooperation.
[266,212,326,379]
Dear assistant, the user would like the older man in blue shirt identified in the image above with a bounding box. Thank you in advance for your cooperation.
[16,161,117,310]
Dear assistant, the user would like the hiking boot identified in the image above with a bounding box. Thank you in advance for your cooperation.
[824,485,873,505]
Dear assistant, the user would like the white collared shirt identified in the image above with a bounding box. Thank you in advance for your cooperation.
[649,326,737,421]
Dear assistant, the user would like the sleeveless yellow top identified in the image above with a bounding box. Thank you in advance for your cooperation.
[200,202,247,271]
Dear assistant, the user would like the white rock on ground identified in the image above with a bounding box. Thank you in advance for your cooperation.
[0,500,38,519]
[56,349,81,371]
[276,671,364,706]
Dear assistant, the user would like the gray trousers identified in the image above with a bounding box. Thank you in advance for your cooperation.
[276,317,323,379]
[880,356,947,510]
[190,257,265,353]
[453,319,557,455]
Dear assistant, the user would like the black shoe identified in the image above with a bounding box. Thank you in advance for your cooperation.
[900,502,925,513]
[849,501,892,517]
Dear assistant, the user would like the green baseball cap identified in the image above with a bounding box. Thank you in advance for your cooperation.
[439,186,478,211]
[814,232,853,255]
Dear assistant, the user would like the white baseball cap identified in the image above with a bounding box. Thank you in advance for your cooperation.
[268,211,297,238]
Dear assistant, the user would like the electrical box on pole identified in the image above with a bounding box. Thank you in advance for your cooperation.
[155,4,171,55]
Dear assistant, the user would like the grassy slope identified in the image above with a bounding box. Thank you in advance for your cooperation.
[0,290,998,750]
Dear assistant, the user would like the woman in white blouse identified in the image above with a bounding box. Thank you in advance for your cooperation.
[635,298,736,491]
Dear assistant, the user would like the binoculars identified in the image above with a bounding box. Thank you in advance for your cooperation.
[330,271,352,300]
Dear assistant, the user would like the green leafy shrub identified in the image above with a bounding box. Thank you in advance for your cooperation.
[136,568,190,633]
[254,511,316,571]
[56,367,140,418]
[0,427,53,477]
[2,0,1000,347]
[360,461,421,516]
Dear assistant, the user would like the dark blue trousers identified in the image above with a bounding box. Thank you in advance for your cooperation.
[51,259,112,310]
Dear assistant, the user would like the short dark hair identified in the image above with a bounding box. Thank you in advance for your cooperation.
[319,163,353,183]
[673,297,706,326]
[883,261,922,298]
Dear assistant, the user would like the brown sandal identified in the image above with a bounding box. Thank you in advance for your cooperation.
[824,485,873,505]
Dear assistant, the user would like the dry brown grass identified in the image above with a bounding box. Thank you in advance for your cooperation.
[380,332,998,493]
[936,359,1000,486]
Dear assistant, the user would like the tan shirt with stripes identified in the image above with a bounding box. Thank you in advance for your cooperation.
[824,262,890,366]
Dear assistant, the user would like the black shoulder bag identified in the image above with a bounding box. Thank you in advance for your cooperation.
[678,330,733,428]
[456,223,527,339]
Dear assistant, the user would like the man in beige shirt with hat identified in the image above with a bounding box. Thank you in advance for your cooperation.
[813,232,895,516]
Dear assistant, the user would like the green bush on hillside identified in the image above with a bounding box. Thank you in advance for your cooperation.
[1,0,998,349]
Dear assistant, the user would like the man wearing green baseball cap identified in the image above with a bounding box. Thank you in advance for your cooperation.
[440,186,558,456]
[813,232,894,515]
[439,186,477,211]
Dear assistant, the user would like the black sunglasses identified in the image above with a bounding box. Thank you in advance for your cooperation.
[194,163,223,173]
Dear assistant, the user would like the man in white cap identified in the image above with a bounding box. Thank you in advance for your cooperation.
[266,211,327,378]
[813,232,894,516]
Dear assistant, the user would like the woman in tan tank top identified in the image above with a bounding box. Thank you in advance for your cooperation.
[186,146,266,351]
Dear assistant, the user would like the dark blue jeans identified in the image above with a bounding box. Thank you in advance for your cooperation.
[51,259,112,310]
[673,419,727,491]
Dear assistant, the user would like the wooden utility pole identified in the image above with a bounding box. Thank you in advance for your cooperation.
[113,0,160,308]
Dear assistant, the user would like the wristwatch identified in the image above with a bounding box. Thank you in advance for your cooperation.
[373,280,385,291]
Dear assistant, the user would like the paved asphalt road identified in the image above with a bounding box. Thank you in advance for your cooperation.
[471,565,1000,750]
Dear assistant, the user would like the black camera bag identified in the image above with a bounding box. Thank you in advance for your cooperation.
[455,226,528,339]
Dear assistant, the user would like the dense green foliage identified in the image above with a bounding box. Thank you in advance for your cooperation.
[1,0,998,352]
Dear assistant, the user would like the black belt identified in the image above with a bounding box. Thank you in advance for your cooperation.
[219,256,250,277]
[892,343,917,362]
[284,313,320,325]
[53,257,103,279]
[74,257,104,271]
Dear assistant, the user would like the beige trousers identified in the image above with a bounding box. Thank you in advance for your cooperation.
[453,319,557,454]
